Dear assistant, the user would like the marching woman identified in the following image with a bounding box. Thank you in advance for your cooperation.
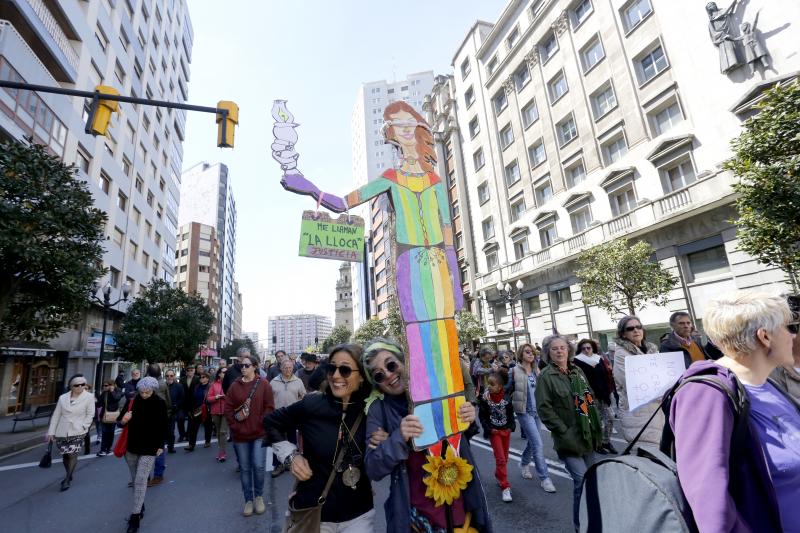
[96,379,124,456]
[47,374,95,491]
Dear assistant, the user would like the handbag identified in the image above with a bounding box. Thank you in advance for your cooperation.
[233,377,261,422]
[282,412,364,533]
[38,441,53,468]
[102,393,120,424]
[113,398,134,458]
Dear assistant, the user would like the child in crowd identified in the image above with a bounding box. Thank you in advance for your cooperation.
[478,370,516,502]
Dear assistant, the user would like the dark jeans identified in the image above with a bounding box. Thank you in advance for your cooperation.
[177,409,187,440]
[187,414,212,447]
[234,438,266,501]
[167,413,177,450]
[100,422,115,453]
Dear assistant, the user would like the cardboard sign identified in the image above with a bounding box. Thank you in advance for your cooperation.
[298,210,365,262]
[625,351,686,411]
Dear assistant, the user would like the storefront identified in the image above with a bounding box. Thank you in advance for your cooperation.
[0,347,68,416]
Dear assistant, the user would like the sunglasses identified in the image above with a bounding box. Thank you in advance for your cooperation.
[625,325,644,332]
[787,322,799,334]
[581,345,593,351]
[241,363,252,369]
[372,360,400,384]
[324,363,355,379]
[72,383,87,388]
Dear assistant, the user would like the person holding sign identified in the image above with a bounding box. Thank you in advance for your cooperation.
[612,316,662,445]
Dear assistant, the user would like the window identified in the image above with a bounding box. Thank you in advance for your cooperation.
[122,156,132,177]
[493,91,508,114]
[473,149,485,171]
[591,83,617,118]
[117,191,128,211]
[548,71,568,103]
[469,117,480,138]
[154,232,161,246]
[465,86,475,107]
[609,184,638,216]
[687,245,730,278]
[98,173,111,194]
[581,36,605,72]
[145,220,152,237]
[603,135,628,164]
[500,124,514,149]
[109,268,121,288]
[132,207,141,225]
[570,206,593,232]
[146,190,154,207]
[482,217,495,239]
[510,196,527,223]
[456,233,464,249]
[513,234,529,259]
[114,61,126,85]
[95,26,109,52]
[487,56,498,76]
[525,295,542,314]
[128,240,138,261]
[506,26,520,49]
[551,286,573,310]
[651,101,683,135]
[535,179,554,206]
[505,160,521,187]
[528,140,546,167]
[135,176,144,193]
[557,115,578,146]
[451,200,460,218]
[76,149,91,174]
[539,222,558,248]
[112,227,124,247]
[486,251,499,270]
[141,251,150,268]
[521,100,539,128]
[623,0,653,33]
[478,182,490,204]
[541,33,558,63]
[661,158,696,192]
[514,64,531,91]
[566,161,586,187]
[636,45,668,84]
[573,0,593,27]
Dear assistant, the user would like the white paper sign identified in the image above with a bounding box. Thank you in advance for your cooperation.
[625,351,686,411]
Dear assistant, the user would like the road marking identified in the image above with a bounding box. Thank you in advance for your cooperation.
[470,437,572,481]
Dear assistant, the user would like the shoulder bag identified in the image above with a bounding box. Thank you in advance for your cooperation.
[102,393,120,424]
[113,397,135,458]
[233,377,261,422]
[283,411,364,533]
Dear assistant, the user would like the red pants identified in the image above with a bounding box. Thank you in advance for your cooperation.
[489,428,511,489]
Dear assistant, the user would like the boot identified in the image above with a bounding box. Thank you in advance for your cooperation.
[60,478,71,491]
[126,513,140,533]
[139,504,145,519]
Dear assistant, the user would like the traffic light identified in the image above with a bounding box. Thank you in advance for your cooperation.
[86,85,120,136]
[216,100,238,148]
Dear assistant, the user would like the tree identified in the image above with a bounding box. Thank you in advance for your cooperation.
[725,80,800,293]
[322,324,351,353]
[385,295,405,344]
[352,318,388,345]
[576,238,677,317]
[115,279,214,367]
[455,311,485,350]
[219,337,257,361]
[0,139,106,343]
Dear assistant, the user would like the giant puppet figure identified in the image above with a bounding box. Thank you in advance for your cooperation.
[272,100,468,449]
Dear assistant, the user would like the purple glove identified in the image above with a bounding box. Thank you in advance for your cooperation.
[281,172,347,213]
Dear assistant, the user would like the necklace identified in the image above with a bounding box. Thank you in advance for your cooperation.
[333,412,363,489]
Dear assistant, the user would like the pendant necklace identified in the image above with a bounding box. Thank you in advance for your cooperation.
[337,412,363,489]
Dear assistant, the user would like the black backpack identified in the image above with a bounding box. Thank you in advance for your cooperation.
[578,373,749,533]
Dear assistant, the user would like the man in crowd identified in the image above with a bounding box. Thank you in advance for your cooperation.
[267,350,288,381]
[296,352,322,392]
[115,370,126,390]
[659,311,710,368]
[165,370,185,452]
[179,365,197,441]
[270,358,306,477]
[123,368,141,400]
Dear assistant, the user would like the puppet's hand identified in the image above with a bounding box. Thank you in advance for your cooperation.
[280,172,347,213]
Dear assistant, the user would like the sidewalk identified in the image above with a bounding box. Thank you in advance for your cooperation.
[0,414,49,457]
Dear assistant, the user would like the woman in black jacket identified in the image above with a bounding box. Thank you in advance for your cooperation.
[263,344,375,531]
[573,339,617,454]
[118,377,167,533]
[96,379,123,456]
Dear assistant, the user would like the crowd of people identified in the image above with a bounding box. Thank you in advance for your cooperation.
[42,289,800,532]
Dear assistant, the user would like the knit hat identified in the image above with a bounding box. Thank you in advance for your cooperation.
[137,376,159,392]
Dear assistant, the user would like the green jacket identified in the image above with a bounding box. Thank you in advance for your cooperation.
[534,363,594,457]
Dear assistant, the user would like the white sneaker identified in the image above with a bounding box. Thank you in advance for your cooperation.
[520,464,533,479]
[243,501,253,517]
[541,478,556,493]
[502,488,512,502]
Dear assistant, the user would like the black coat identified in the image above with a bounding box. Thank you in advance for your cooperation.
[573,357,613,405]
[119,393,168,456]
[222,364,242,393]
[166,382,185,413]
[97,389,123,417]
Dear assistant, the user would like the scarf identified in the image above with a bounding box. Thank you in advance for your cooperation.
[557,363,603,448]
[575,353,602,367]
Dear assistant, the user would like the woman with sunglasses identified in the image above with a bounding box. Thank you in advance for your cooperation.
[224,354,275,517]
[574,339,617,454]
[185,372,212,451]
[206,367,228,462]
[47,374,95,491]
[612,316,661,445]
[264,343,375,532]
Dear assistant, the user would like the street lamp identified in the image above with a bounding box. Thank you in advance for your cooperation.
[496,279,525,352]
[89,281,131,392]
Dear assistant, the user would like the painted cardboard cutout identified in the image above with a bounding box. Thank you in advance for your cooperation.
[271,100,467,449]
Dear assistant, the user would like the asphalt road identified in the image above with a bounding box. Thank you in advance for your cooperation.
[0,424,625,532]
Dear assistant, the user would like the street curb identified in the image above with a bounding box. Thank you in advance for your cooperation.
[0,435,44,459]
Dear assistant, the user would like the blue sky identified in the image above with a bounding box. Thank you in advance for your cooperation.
[181,0,507,341]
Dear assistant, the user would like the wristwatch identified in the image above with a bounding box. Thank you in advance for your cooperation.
[284,450,301,469]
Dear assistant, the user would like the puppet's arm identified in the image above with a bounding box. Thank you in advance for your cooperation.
[280,172,347,213]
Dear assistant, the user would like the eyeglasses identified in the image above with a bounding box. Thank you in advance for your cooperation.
[166,375,175,378]
[372,360,400,384]
[625,325,644,332]
[581,345,593,351]
[787,322,799,334]
[72,383,87,388]
[324,363,354,379]
[241,363,252,369]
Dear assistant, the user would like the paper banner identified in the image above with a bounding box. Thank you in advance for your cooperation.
[624,351,686,411]
[298,210,365,262]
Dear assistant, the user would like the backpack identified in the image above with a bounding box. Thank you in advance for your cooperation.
[578,373,749,533]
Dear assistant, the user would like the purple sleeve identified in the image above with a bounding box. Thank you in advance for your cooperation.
[671,383,747,532]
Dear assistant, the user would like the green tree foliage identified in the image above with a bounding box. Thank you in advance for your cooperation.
[455,311,485,350]
[219,337,258,361]
[322,323,351,353]
[0,139,106,343]
[576,238,677,317]
[352,318,387,346]
[115,279,213,366]
[385,295,405,344]
[725,80,800,293]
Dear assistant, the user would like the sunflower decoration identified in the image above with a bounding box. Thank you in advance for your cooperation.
[422,445,474,507]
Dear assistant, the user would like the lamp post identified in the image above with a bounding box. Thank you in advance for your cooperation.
[89,281,131,393]
[496,279,525,352]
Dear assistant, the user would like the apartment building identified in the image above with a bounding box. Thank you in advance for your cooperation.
[450,0,800,348]
[175,222,220,348]
[0,0,192,413]
[268,314,332,356]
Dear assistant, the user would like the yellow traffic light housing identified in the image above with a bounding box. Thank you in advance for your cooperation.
[87,85,120,136]
[216,100,239,148]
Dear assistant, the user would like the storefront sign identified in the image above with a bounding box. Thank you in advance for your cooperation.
[298,211,365,262]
